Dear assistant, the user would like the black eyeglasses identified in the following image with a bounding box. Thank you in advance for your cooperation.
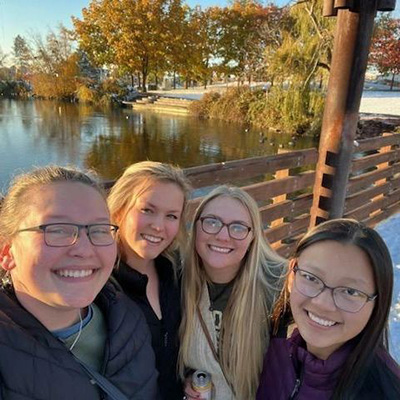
[198,216,252,240]
[293,264,377,313]
[17,223,119,247]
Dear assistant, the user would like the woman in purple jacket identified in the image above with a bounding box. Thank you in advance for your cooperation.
[257,218,400,400]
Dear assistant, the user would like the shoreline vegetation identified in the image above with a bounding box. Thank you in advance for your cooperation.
[189,86,325,135]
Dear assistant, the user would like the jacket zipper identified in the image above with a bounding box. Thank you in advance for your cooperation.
[288,360,304,400]
[289,378,301,399]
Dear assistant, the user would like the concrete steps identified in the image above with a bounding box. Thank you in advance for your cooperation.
[123,96,194,115]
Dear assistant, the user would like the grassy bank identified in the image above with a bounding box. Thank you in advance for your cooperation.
[189,86,325,136]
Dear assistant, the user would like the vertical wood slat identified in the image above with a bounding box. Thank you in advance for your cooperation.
[370,133,393,218]
[271,150,290,247]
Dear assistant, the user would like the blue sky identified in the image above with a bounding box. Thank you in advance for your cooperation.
[0,0,398,57]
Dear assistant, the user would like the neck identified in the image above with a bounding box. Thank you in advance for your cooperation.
[124,252,155,275]
[204,264,240,284]
[14,290,86,331]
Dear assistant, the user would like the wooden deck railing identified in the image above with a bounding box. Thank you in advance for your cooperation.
[183,132,400,257]
[184,148,319,257]
[344,132,400,226]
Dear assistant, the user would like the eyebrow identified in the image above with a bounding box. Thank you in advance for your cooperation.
[44,215,111,223]
[302,264,371,287]
[145,202,182,214]
[202,214,251,226]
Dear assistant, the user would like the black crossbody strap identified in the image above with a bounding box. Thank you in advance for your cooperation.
[73,354,129,400]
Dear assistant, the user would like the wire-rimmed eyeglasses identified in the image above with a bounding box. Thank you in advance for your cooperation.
[17,223,119,247]
[198,216,252,240]
[293,264,377,313]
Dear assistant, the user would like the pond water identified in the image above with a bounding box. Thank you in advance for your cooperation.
[0,98,317,190]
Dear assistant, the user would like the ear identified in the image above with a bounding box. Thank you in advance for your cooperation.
[0,244,16,271]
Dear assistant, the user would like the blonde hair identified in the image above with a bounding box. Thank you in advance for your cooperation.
[179,186,287,399]
[0,165,103,279]
[107,161,191,266]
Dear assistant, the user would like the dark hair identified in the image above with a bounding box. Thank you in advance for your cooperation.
[272,218,400,399]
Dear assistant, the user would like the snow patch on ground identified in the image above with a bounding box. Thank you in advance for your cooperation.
[360,91,400,116]
[376,214,400,362]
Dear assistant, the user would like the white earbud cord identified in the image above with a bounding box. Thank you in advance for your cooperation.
[69,308,83,351]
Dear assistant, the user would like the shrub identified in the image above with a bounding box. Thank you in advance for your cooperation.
[76,84,96,103]
[190,85,324,136]
[189,91,221,118]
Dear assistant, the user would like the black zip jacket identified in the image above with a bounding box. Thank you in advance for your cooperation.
[113,257,183,400]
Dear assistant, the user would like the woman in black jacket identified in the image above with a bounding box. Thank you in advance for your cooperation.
[108,161,191,400]
[0,165,159,400]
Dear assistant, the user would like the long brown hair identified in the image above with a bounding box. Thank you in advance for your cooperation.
[272,218,399,399]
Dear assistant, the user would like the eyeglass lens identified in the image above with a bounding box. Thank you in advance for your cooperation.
[295,268,369,312]
[200,217,250,240]
[44,224,117,246]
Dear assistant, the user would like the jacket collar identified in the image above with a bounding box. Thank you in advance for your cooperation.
[115,256,174,297]
[288,329,354,391]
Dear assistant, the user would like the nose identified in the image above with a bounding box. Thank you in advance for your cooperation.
[69,228,96,257]
[215,224,230,241]
[150,214,164,232]
[309,287,337,311]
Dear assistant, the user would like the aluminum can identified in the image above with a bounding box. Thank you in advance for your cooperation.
[192,370,213,400]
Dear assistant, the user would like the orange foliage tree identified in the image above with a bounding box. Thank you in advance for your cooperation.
[370,15,400,90]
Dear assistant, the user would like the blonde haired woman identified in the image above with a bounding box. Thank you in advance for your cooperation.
[179,186,286,400]
[108,161,191,399]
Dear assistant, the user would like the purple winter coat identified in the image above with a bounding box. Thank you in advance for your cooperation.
[256,329,353,400]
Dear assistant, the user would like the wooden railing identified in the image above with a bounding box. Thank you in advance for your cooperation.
[344,132,400,226]
[184,148,319,257]
[183,132,400,257]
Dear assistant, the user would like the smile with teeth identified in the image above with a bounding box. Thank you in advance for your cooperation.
[142,234,163,243]
[55,269,94,278]
[307,311,337,327]
[209,245,232,254]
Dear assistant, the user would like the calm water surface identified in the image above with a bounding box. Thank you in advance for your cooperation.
[0,99,317,189]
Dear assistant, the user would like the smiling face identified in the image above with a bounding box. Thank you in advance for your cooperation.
[4,182,117,329]
[195,195,253,283]
[120,181,184,267]
[290,240,376,360]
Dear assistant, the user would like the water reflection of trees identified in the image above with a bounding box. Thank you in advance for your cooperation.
[85,112,250,180]
[2,100,318,185]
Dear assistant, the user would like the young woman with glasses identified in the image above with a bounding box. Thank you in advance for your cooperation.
[108,161,191,400]
[257,218,400,400]
[0,166,159,400]
[179,185,286,400]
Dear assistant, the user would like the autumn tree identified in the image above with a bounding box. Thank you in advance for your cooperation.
[214,1,283,84]
[0,46,9,81]
[73,0,187,92]
[179,7,220,88]
[28,26,79,99]
[13,35,32,75]
[260,0,334,133]
[370,15,400,90]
